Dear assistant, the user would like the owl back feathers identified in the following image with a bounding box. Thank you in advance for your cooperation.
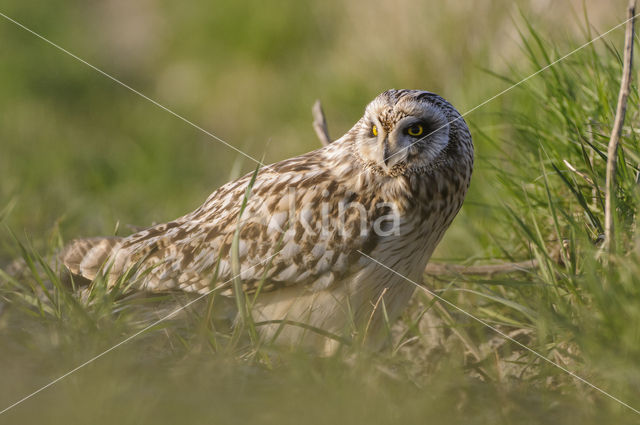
[61,237,122,282]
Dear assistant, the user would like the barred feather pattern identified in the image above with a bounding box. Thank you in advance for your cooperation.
[62,89,473,351]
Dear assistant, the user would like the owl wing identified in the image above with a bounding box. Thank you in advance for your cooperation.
[108,148,381,294]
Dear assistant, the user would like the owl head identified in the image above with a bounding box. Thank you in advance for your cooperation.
[352,89,472,176]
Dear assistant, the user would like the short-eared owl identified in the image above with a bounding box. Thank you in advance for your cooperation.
[62,89,473,352]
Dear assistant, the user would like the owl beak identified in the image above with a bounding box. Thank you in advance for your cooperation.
[382,137,406,170]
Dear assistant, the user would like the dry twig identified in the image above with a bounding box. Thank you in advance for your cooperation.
[425,260,538,276]
[312,100,332,146]
[563,159,595,186]
[604,0,636,253]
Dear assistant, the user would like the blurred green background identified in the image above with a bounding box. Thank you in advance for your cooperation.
[1,1,638,424]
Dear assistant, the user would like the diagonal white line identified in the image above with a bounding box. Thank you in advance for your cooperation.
[0,250,280,416]
[380,11,640,166]
[0,11,268,170]
[358,250,640,416]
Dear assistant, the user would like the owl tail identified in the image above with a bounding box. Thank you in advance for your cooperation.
[61,237,122,282]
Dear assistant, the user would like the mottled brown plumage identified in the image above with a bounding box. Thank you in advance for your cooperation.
[62,89,473,352]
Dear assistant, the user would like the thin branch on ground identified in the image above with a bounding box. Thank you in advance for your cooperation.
[425,260,539,276]
[604,0,636,254]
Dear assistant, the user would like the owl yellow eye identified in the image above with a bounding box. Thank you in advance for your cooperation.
[372,125,378,137]
[407,124,424,137]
